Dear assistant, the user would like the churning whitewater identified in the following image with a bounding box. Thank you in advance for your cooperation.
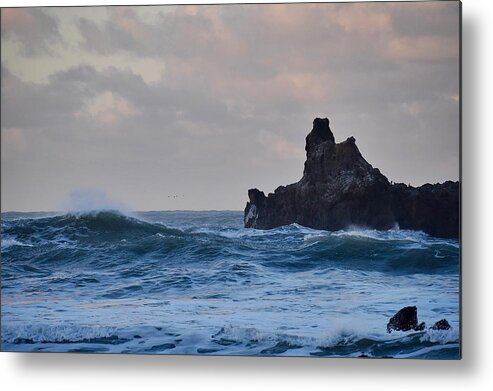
[1,210,460,358]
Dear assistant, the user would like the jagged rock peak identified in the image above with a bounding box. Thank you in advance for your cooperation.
[244,116,459,238]
[302,118,371,181]
[305,118,335,152]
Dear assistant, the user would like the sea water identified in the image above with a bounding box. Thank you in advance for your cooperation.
[1,210,460,358]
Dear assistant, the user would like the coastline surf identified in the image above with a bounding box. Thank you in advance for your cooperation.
[1,210,460,358]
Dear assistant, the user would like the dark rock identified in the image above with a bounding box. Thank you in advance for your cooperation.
[390,181,460,238]
[387,306,426,333]
[431,319,451,330]
[244,118,459,238]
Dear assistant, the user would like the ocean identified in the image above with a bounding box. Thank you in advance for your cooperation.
[1,210,460,358]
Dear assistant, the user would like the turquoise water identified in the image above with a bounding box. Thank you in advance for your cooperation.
[1,210,460,358]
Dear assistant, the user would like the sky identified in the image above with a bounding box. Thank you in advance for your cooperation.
[1,1,460,212]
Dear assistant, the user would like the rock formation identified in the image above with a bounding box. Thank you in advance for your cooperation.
[431,319,451,330]
[244,118,459,239]
[387,306,426,333]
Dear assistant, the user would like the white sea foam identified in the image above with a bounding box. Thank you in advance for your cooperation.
[394,343,460,359]
[2,324,118,343]
[2,238,33,249]
[420,327,459,344]
[1,210,460,357]
[303,227,458,249]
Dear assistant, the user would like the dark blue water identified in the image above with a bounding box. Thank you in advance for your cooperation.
[1,210,460,358]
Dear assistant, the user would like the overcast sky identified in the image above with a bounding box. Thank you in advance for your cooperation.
[1,1,460,212]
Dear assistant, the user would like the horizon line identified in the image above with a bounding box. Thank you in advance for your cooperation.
[0,209,244,214]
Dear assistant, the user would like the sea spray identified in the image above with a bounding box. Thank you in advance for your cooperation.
[63,188,130,215]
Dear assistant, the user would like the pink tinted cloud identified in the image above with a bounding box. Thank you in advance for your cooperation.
[259,4,313,33]
[74,3,459,116]
[386,35,459,61]
[1,8,61,55]
[258,131,304,161]
[1,127,26,151]
[111,7,150,43]
[165,68,324,112]
[1,8,35,28]
[330,3,392,34]
[75,91,140,129]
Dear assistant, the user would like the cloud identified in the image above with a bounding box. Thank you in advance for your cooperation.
[1,65,85,129]
[76,5,246,61]
[1,2,460,211]
[330,3,392,34]
[2,62,243,145]
[388,1,460,37]
[1,8,62,56]
[77,7,157,56]
[76,91,141,128]
[71,3,459,109]
[258,131,305,161]
[1,127,26,151]
[386,35,459,62]
[401,101,421,117]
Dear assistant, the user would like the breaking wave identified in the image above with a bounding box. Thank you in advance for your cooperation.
[1,210,460,357]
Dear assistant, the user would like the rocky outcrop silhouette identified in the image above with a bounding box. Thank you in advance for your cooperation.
[386,307,452,333]
[244,118,459,239]
[387,306,426,333]
[431,319,451,330]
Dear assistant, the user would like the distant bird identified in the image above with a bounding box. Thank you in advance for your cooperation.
[167,194,185,199]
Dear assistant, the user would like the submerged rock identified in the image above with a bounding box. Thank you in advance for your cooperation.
[244,118,459,238]
[387,306,426,333]
[431,319,451,330]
